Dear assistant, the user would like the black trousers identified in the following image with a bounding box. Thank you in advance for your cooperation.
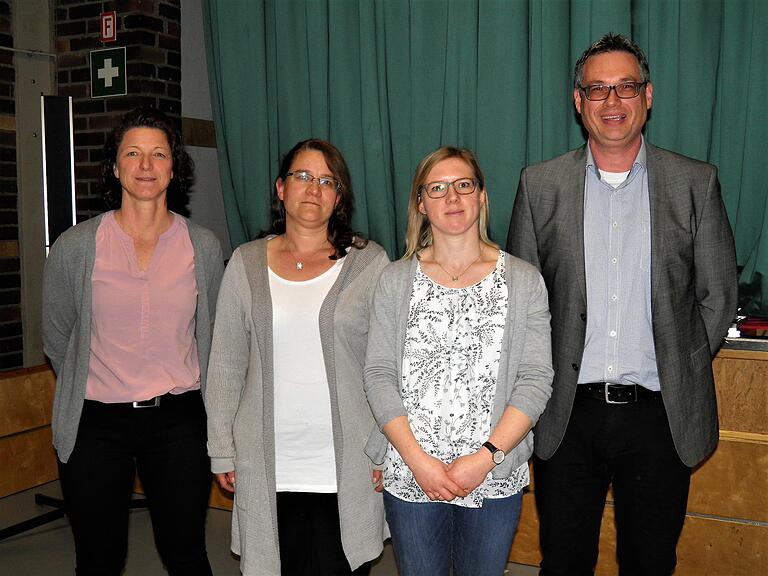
[58,391,213,576]
[534,393,692,576]
[276,492,372,576]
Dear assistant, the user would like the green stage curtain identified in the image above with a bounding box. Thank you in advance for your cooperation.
[203,0,768,313]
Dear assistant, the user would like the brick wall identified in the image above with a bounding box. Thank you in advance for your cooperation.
[0,0,184,371]
[0,0,21,370]
[56,0,183,220]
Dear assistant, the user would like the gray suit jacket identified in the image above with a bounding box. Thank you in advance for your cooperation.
[507,142,737,467]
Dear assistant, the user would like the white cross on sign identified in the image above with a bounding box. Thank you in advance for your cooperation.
[98,58,120,87]
[90,47,126,98]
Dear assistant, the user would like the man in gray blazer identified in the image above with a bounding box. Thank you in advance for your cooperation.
[507,34,737,575]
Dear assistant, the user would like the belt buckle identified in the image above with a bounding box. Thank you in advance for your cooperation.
[132,396,161,408]
[604,384,629,404]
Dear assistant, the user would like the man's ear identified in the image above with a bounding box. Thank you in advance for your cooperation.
[574,87,583,115]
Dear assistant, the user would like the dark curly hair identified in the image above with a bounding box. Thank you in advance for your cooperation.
[270,139,366,259]
[100,106,193,215]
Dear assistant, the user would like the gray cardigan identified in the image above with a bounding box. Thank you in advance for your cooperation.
[363,253,554,477]
[205,237,390,575]
[42,212,224,463]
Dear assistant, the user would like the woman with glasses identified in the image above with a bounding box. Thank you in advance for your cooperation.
[364,146,553,575]
[205,139,389,575]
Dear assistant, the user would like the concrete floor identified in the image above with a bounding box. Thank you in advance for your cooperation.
[0,481,538,575]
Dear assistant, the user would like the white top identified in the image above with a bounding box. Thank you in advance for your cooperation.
[598,168,631,188]
[383,251,529,508]
[269,258,344,492]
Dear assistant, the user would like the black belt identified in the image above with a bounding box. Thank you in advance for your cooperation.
[576,382,661,404]
[84,390,201,410]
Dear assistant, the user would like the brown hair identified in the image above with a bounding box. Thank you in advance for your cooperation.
[270,138,366,258]
[101,106,192,215]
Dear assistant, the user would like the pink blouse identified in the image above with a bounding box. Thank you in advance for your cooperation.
[86,211,200,402]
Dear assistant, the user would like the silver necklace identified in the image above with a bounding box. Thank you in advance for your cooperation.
[286,243,329,271]
[433,248,483,282]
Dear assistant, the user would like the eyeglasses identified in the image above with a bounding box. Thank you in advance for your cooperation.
[419,178,477,199]
[579,81,647,101]
[286,170,341,191]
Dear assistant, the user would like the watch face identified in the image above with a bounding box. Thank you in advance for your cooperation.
[492,450,505,465]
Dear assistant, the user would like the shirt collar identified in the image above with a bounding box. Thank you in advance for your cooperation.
[585,136,647,175]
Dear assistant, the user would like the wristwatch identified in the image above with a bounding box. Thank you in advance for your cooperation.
[482,441,505,465]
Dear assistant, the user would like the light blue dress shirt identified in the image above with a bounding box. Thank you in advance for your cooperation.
[578,139,660,391]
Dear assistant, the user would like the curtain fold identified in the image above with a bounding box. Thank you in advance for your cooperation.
[203,0,768,312]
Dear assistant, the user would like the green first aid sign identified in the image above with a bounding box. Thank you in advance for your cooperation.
[90,47,127,98]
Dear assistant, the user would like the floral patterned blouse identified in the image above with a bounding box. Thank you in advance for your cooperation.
[383,250,529,508]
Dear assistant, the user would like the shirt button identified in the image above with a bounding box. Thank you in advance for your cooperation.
[607,366,614,372]
[611,294,618,301]
[572,363,579,371]
[611,257,617,264]
[613,221,618,228]
[580,313,587,322]
[610,330,617,337]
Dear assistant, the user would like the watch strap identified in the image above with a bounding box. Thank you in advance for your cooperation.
[482,441,505,464]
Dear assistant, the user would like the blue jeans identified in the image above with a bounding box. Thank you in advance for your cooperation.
[383,489,523,576]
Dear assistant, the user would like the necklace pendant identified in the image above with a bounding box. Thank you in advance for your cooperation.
[451,275,458,281]
[296,262,304,271]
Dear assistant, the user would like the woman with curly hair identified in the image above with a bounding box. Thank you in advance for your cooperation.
[42,106,223,575]
[205,139,389,575]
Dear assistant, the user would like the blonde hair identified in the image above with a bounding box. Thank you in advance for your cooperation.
[403,146,496,259]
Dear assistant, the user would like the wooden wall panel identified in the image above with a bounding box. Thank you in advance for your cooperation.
[688,436,768,521]
[676,516,768,575]
[0,366,58,497]
[208,483,234,511]
[508,492,540,566]
[509,494,768,576]
[182,117,216,148]
[0,427,58,498]
[0,366,55,437]
[712,351,768,434]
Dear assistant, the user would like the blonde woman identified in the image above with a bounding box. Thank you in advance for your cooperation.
[364,147,553,575]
